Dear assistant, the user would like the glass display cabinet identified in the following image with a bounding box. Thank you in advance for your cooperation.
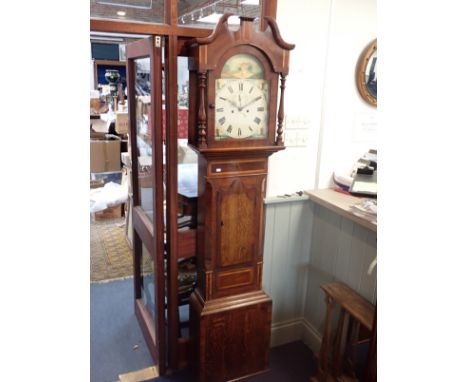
[126,35,198,376]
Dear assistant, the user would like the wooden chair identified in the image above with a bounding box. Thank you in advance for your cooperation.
[311,282,376,382]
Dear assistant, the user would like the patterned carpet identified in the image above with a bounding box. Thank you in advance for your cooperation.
[90,217,152,282]
[90,216,197,298]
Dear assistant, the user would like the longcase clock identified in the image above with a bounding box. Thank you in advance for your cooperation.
[185,14,294,381]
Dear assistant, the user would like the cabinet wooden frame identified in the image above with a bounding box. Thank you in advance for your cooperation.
[126,36,167,375]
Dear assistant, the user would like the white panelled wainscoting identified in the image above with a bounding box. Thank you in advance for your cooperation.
[263,196,377,353]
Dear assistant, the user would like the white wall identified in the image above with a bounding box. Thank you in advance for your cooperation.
[316,0,377,188]
[266,0,377,196]
[267,0,330,197]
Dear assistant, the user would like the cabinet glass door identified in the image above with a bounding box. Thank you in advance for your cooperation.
[126,36,166,374]
[134,57,154,221]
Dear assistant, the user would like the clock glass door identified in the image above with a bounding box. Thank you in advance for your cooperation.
[127,36,167,373]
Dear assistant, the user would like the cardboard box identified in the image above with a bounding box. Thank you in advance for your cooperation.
[90,118,108,133]
[115,112,129,134]
[90,98,100,113]
[94,204,123,220]
[90,139,121,173]
[121,152,131,168]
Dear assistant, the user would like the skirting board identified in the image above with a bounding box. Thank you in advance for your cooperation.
[301,318,322,353]
[270,318,322,353]
[270,318,303,347]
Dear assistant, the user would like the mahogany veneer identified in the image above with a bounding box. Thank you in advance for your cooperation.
[185,15,294,381]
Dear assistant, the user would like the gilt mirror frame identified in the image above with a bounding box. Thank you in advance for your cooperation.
[356,39,377,107]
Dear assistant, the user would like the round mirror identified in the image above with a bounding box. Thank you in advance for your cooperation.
[356,39,377,106]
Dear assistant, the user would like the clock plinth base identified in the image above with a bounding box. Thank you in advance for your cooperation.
[189,289,272,382]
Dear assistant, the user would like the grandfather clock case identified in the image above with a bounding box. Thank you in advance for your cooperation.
[185,15,294,381]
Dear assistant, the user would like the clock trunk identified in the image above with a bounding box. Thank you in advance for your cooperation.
[196,156,267,300]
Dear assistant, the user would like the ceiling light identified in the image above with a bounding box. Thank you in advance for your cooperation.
[117,11,126,16]
[241,0,259,5]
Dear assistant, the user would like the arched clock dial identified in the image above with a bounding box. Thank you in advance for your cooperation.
[214,78,269,140]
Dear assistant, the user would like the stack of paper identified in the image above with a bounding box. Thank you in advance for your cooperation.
[349,198,377,224]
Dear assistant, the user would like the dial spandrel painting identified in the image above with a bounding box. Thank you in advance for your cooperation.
[215,54,269,140]
[220,54,264,79]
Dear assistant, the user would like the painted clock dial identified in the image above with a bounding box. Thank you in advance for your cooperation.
[214,54,269,140]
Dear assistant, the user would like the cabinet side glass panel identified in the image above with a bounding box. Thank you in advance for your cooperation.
[134,57,154,222]
[177,56,198,199]
[141,242,156,320]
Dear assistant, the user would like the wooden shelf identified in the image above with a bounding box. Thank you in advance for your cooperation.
[305,189,376,232]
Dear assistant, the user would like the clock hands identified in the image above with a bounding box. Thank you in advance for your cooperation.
[239,96,262,111]
[219,96,240,110]
[219,93,262,112]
